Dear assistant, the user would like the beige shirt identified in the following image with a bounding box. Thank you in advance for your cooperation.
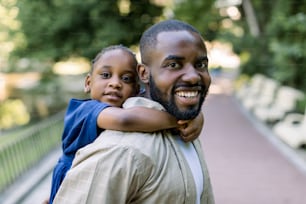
[54,97,214,204]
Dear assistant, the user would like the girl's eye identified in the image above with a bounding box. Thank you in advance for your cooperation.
[121,75,135,83]
[101,72,111,79]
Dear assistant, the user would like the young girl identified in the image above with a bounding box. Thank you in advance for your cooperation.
[48,45,204,204]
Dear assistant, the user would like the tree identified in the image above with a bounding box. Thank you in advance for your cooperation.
[0,0,21,71]
[217,0,275,76]
[173,0,219,41]
[266,0,306,90]
[237,0,306,90]
[12,0,163,63]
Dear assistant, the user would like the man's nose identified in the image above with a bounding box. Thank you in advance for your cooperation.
[181,64,201,84]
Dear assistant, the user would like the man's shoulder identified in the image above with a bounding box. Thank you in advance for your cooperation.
[73,130,169,166]
[96,130,164,153]
[123,97,165,110]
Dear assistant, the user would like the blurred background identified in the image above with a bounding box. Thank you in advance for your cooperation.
[0,0,306,203]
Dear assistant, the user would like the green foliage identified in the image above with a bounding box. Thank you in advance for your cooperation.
[222,0,306,91]
[268,12,306,89]
[12,0,163,62]
[249,1,274,33]
[221,31,273,76]
[266,0,306,90]
[0,99,30,129]
[0,0,22,68]
[296,95,306,114]
[173,0,219,41]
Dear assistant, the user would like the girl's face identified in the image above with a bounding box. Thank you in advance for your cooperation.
[85,49,139,107]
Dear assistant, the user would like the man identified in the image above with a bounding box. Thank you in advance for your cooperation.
[54,19,214,204]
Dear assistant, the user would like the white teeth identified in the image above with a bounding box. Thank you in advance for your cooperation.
[176,91,198,98]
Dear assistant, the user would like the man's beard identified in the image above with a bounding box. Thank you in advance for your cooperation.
[149,75,208,120]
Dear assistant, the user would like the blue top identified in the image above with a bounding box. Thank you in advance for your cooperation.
[61,99,110,156]
[49,99,110,204]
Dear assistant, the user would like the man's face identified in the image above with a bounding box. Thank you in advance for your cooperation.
[148,30,211,120]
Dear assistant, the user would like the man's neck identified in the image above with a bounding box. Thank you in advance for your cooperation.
[139,89,151,99]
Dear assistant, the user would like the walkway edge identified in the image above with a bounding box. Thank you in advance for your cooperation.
[0,147,61,204]
[233,96,306,175]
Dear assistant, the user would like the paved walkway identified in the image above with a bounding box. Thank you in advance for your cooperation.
[201,74,306,204]
[3,71,306,204]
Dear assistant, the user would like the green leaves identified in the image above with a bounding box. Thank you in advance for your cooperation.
[12,0,163,63]
[173,0,218,41]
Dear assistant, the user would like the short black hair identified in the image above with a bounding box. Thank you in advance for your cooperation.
[91,45,138,72]
[139,19,202,65]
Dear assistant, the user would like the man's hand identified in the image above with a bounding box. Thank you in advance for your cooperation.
[177,112,204,142]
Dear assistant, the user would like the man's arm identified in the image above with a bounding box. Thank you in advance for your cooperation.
[97,106,178,132]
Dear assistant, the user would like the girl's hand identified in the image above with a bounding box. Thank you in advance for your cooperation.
[42,198,49,204]
[177,112,204,142]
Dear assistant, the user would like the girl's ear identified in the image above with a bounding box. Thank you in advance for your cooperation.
[84,73,91,93]
[137,63,149,84]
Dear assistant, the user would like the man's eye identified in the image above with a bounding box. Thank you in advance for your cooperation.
[101,72,111,79]
[166,62,180,69]
[195,62,208,70]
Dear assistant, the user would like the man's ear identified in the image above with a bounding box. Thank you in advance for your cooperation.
[137,63,149,83]
[84,73,91,93]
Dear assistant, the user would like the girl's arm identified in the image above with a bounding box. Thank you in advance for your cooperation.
[177,112,204,142]
[97,106,178,132]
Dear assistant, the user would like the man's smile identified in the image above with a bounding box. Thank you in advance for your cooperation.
[175,90,199,98]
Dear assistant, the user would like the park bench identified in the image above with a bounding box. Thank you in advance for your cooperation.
[241,77,279,111]
[235,73,267,101]
[253,86,305,123]
[272,107,306,148]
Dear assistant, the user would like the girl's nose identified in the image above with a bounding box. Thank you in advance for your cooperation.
[108,77,122,88]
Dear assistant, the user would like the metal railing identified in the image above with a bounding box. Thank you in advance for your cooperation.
[0,112,64,193]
